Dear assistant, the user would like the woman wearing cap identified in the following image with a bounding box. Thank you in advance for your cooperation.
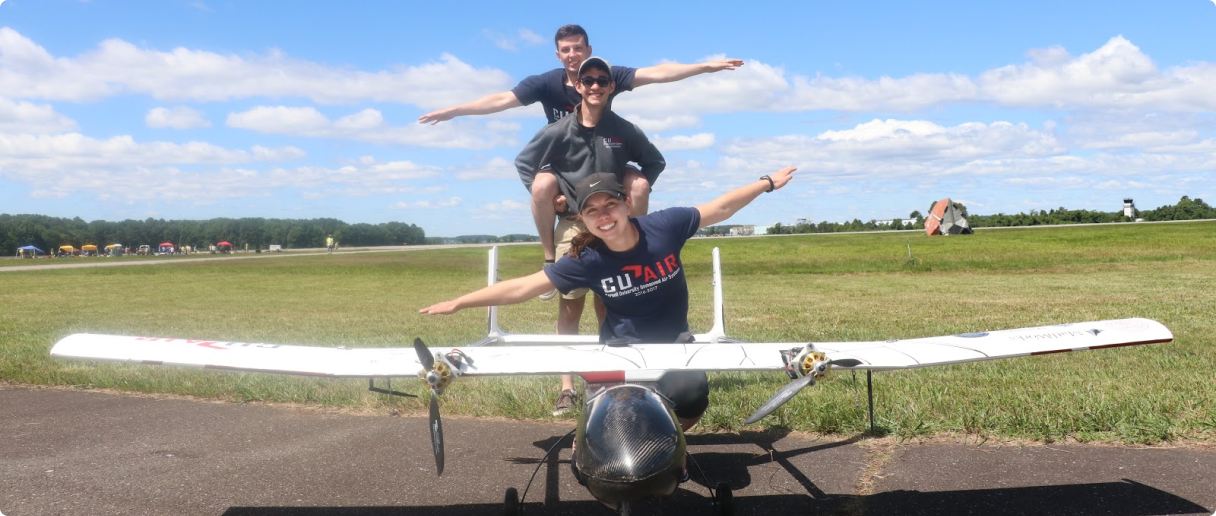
[420,165,796,428]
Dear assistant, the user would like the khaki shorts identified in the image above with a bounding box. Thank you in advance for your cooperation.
[554,216,589,300]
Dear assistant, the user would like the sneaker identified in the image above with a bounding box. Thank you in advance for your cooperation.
[552,389,577,416]
[539,261,558,300]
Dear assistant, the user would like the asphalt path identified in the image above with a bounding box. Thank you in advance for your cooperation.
[1,386,1212,516]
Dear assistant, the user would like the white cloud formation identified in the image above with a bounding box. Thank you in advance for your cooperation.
[0,28,511,108]
[146,106,211,129]
[392,197,461,209]
[226,106,520,149]
[483,28,545,51]
[0,97,78,134]
[653,133,715,151]
[451,157,517,181]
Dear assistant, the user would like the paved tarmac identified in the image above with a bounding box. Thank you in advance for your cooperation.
[1,386,1212,516]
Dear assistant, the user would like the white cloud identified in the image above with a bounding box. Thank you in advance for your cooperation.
[653,133,715,151]
[0,28,511,108]
[483,28,546,51]
[0,97,78,134]
[451,157,518,181]
[146,106,211,129]
[227,106,519,149]
[392,197,461,209]
[485,199,527,211]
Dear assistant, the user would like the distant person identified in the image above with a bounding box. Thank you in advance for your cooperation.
[421,166,797,429]
[327,235,334,254]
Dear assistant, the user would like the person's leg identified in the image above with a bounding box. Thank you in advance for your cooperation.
[556,295,585,396]
[657,371,709,432]
[552,216,590,415]
[622,166,651,217]
[531,172,560,262]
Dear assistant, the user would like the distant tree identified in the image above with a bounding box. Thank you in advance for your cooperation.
[909,210,922,219]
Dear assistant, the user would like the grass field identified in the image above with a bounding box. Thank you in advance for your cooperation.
[3,221,1214,444]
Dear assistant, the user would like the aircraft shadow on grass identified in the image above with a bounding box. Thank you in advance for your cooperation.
[220,434,1209,516]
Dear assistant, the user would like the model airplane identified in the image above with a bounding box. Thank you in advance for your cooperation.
[50,247,1172,515]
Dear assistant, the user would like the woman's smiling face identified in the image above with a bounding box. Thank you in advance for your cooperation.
[580,192,631,239]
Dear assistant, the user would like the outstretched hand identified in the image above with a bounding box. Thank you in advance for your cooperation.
[419,300,460,315]
[708,59,745,72]
[417,110,453,125]
[768,166,796,191]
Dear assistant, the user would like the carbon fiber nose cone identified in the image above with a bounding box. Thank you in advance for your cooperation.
[575,385,686,506]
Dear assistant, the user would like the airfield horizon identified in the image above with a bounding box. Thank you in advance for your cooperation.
[2,221,1213,445]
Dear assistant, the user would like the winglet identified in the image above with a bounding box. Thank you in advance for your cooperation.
[706,247,727,340]
[486,246,503,337]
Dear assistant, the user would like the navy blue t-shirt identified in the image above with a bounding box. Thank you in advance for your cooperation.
[544,207,701,344]
[512,66,637,124]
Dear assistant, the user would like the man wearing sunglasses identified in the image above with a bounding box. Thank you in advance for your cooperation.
[514,55,666,415]
[419,25,741,296]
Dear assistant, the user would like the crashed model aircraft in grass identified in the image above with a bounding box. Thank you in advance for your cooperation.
[51,247,1172,515]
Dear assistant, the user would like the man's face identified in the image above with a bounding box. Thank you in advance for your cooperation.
[555,36,591,74]
[575,67,615,107]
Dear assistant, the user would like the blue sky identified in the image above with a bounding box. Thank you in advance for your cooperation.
[1,0,1213,237]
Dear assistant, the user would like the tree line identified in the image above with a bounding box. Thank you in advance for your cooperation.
[1,215,426,255]
[702,196,1216,236]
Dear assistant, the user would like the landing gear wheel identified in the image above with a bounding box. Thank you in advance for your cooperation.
[503,487,521,515]
[712,482,733,516]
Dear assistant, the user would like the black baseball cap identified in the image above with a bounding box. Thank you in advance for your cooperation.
[574,172,626,213]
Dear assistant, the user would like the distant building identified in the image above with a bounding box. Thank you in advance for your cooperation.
[728,225,755,237]
[795,218,814,226]
[1123,198,1136,218]
[874,218,918,226]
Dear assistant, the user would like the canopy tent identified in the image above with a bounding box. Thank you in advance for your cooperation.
[81,245,98,252]
[17,245,45,257]
[159,242,174,247]
[105,244,122,249]
[925,198,973,236]
[216,241,233,248]
[59,245,78,252]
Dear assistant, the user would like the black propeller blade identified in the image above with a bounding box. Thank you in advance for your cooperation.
[429,393,444,476]
[745,374,815,424]
[414,338,434,370]
[744,358,863,424]
[414,337,444,476]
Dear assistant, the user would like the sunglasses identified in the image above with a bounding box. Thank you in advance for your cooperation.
[579,76,612,88]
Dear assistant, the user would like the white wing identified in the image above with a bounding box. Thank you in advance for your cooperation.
[51,318,1170,380]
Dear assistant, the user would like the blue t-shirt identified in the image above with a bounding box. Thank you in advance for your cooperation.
[512,66,637,124]
[544,207,702,344]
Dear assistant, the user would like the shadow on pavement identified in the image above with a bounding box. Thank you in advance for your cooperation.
[221,479,1207,515]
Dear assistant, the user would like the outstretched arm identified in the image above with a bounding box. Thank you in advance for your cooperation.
[632,59,744,88]
[419,271,555,315]
[418,91,523,125]
[696,166,796,229]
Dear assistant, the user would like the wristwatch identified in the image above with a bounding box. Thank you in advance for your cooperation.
[760,175,774,193]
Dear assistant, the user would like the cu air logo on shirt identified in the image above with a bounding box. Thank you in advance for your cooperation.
[600,254,681,298]
[602,136,623,149]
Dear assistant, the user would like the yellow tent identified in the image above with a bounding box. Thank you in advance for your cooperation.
[82,245,98,252]
[59,245,77,252]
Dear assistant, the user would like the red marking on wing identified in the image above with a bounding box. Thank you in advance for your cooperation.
[579,371,625,383]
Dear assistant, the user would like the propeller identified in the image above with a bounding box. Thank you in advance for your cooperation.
[414,338,445,476]
[744,357,863,425]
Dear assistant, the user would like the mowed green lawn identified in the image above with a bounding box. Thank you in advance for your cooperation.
[2,221,1213,444]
